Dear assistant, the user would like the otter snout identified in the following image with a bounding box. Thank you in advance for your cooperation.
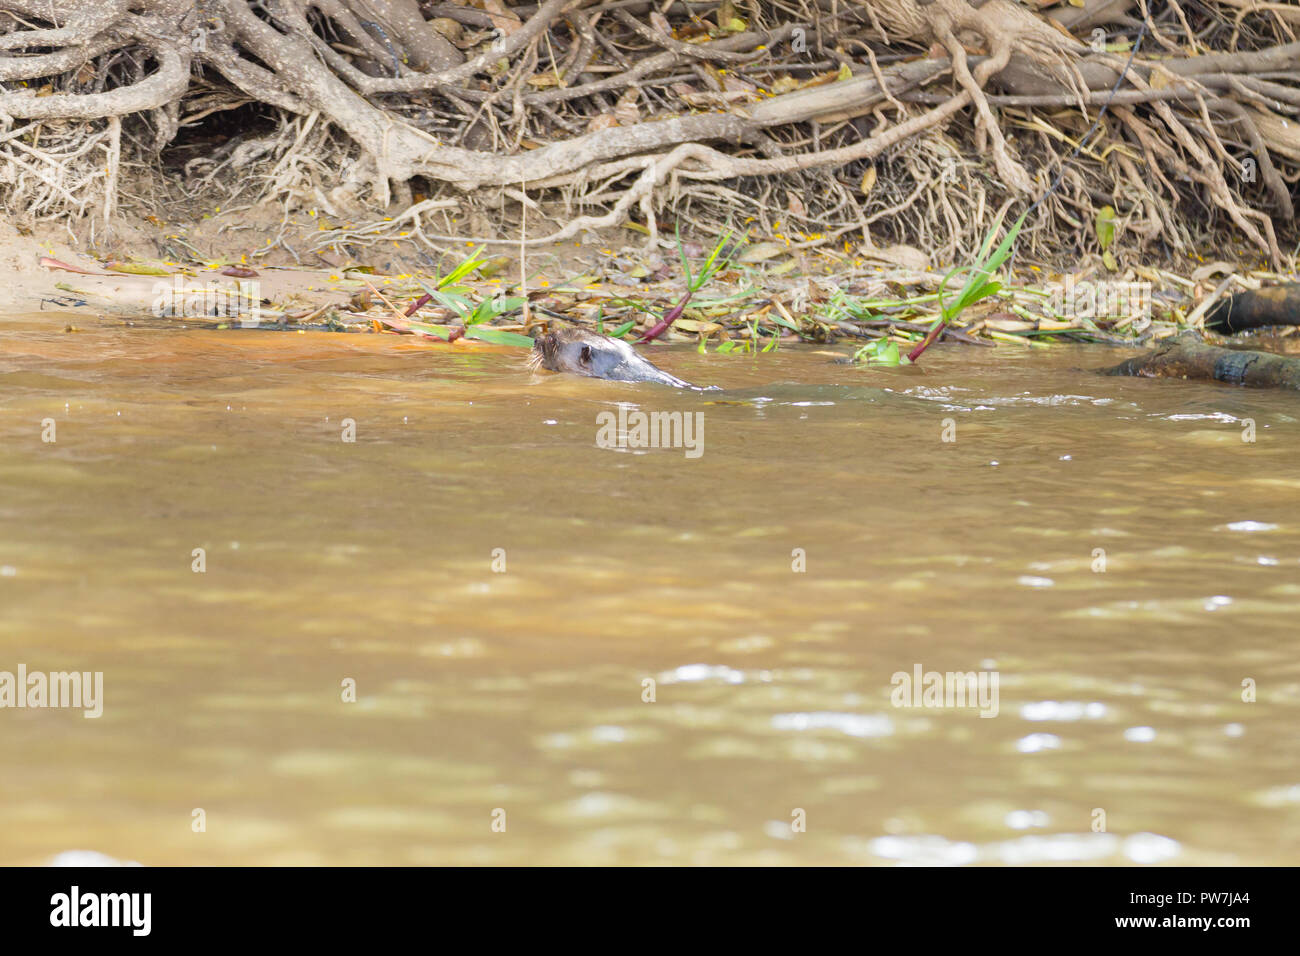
[529,326,697,388]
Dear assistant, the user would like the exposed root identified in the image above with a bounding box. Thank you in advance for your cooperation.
[0,0,1293,271]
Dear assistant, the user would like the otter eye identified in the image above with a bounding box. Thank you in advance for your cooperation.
[580,345,593,365]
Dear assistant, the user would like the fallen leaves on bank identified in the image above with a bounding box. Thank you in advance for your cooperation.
[34,239,1295,366]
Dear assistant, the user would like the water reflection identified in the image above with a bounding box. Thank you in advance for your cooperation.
[1,315,1297,864]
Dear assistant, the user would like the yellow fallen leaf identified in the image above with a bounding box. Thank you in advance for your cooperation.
[984,318,1036,333]
[673,318,722,333]
[104,261,171,276]
[860,166,877,196]
[1095,205,1116,250]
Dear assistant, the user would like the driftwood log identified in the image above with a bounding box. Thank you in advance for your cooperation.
[1099,330,1300,391]
[1203,285,1300,335]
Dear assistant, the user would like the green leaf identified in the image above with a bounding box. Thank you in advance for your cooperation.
[691,228,736,292]
[852,337,903,366]
[1095,206,1116,251]
[937,210,1026,323]
[421,286,474,320]
[438,247,487,288]
[466,295,528,325]
[467,301,493,325]
[691,287,759,308]
[462,327,536,347]
[405,321,457,340]
[675,223,693,288]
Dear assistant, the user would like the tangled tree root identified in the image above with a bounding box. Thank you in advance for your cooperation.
[0,0,1297,268]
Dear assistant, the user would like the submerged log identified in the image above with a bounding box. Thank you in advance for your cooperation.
[1099,331,1300,391]
[1203,284,1300,334]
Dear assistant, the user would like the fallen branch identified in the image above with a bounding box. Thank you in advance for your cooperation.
[1203,284,1300,334]
[1099,330,1300,390]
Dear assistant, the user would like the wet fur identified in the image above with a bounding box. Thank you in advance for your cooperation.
[530,326,696,388]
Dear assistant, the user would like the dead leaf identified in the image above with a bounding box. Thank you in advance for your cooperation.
[674,318,723,333]
[985,317,1036,333]
[477,256,514,279]
[105,261,171,276]
[1191,261,1235,282]
[863,244,930,271]
[860,166,877,196]
[716,0,745,32]
[613,87,640,126]
[721,74,755,94]
[39,257,99,275]
[430,18,463,44]
[482,0,522,33]
[738,241,788,263]
[799,69,845,91]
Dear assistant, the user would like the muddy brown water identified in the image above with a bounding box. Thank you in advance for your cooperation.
[1,314,1298,865]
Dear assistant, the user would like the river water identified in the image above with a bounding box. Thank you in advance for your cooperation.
[1,314,1297,865]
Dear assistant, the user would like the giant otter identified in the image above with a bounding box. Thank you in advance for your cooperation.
[530,325,699,388]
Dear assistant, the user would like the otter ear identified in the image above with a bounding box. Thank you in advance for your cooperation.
[580,344,593,365]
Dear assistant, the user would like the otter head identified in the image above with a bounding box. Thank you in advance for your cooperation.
[530,326,694,388]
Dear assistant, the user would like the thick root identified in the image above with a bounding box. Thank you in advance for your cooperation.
[0,0,1293,269]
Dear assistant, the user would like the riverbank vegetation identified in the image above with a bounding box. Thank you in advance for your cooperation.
[2,1,1297,354]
